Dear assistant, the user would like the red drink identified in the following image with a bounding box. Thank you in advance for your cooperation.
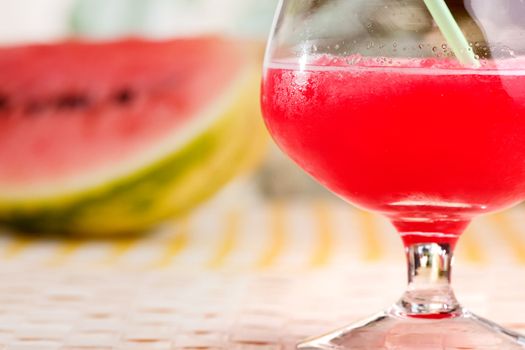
[261,59,525,240]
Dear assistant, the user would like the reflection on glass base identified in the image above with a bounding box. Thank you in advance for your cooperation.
[298,309,525,350]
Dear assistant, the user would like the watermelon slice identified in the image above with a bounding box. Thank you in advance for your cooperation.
[0,37,264,235]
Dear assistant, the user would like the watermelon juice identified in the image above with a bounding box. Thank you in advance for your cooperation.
[261,58,525,243]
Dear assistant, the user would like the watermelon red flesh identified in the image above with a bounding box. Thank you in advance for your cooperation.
[0,38,247,194]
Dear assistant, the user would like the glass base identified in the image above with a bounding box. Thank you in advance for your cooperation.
[298,308,525,350]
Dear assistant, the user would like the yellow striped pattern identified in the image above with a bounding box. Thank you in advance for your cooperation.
[151,218,190,268]
[456,225,486,264]
[488,212,525,264]
[47,239,83,267]
[0,202,524,269]
[256,202,287,269]
[310,202,334,267]
[207,210,240,269]
[355,211,384,262]
[101,238,139,266]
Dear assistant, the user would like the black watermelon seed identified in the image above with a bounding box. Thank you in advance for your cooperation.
[57,95,89,109]
[115,89,135,105]
[0,95,8,111]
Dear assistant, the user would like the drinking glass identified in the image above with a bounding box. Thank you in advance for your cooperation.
[261,0,525,348]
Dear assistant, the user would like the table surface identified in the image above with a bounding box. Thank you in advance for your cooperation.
[0,200,524,349]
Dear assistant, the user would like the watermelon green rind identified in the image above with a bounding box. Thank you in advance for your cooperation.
[0,66,264,236]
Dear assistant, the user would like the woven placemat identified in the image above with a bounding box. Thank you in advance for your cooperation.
[0,267,523,350]
[0,201,524,349]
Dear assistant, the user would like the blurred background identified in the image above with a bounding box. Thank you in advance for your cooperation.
[0,0,524,273]
[0,0,277,41]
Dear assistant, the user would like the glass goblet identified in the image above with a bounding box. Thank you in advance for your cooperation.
[261,0,525,349]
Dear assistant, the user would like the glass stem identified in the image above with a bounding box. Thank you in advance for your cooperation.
[395,240,462,318]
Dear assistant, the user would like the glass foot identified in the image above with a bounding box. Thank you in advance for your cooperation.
[298,308,525,350]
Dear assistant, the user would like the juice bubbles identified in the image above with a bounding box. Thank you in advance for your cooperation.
[261,59,525,239]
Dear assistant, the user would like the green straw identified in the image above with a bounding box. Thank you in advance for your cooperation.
[422,0,480,67]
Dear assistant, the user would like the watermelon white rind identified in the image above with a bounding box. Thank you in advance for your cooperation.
[0,39,266,236]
